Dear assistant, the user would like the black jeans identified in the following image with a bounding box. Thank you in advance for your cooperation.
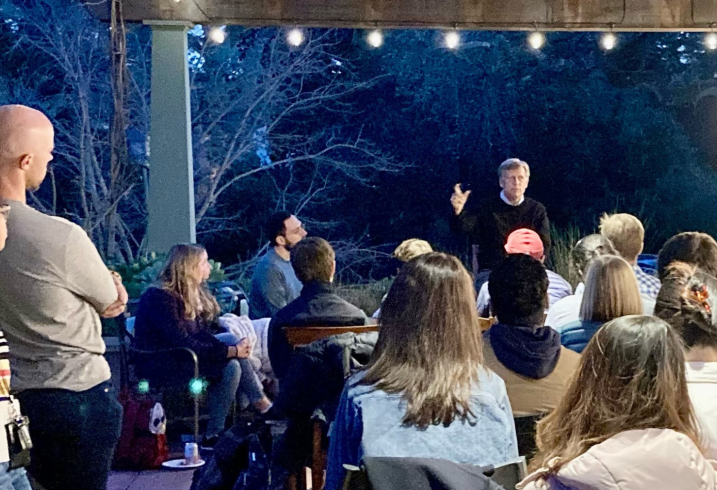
[17,382,123,490]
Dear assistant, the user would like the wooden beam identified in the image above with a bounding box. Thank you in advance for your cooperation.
[86,0,717,31]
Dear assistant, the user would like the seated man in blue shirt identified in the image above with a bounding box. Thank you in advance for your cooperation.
[249,212,307,319]
[477,228,572,317]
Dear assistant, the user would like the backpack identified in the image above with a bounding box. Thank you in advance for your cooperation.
[113,388,169,470]
[190,420,272,490]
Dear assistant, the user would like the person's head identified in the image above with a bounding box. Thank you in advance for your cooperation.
[571,234,617,281]
[658,232,717,280]
[392,239,433,263]
[0,105,54,195]
[655,262,717,351]
[363,252,483,429]
[498,158,530,204]
[0,205,8,252]
[599,213,645,264]
[580,255,643,322]
[530,315,699,475]
[265,212,307,250]
[504,228,544,262]
[489,254,548,325]
[290,237,336,285]
[158,244,220,321]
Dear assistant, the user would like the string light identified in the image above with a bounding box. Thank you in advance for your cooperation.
[527,31,545,50]
[208,26,226,44]
[600,32,617,51]
[706,32,717,50]
[444,31,460,50]
[287,28,305,47]
[367,30,383,48]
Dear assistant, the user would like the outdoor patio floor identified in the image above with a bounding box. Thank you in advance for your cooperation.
[108,469,194,490]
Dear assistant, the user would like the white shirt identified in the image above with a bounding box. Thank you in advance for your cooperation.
[499,191,524,206]
[686,361,717,460]
[545,282,656,333]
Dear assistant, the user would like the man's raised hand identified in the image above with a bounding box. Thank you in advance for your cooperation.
[450,183,471,215]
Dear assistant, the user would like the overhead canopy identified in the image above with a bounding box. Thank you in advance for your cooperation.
[88,0,717,31]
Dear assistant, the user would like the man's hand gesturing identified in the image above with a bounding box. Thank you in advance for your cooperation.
[450,183,472,215]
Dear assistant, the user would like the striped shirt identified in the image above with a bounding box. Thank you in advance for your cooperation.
[0,331,8,401]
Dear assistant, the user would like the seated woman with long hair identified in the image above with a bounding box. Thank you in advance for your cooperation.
[518,315,717,490]
[133,244,272,447]
[325,252,519,490]
[655,262,717,459]
[559,255,643,353]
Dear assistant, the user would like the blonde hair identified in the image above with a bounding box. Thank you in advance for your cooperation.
[599,213,645,262]
[580,255,643,322]
[158,244,220,321]
[498,158,530,179]
[530,316,701,476]
[392,239,433,263]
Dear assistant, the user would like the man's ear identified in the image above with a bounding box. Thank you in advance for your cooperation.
[276,235,286,247]
[18,154,32,170]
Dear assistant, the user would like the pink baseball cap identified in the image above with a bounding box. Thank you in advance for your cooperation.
[504,228,544,260]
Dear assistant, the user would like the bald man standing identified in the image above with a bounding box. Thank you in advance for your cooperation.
[0,105,126,490]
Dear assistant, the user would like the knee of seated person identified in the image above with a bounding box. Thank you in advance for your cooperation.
[224,359,242,377]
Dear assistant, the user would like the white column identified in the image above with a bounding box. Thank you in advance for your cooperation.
[146,22,196,253]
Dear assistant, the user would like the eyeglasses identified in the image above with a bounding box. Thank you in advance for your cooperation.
[0,206,9,219]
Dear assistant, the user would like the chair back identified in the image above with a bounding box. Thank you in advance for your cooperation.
[479,317,496,332]
[489,457,528,489]
[283,325,379,347]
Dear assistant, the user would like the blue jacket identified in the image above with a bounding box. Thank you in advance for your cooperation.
[325,368,519,490]
[559,320,604,353]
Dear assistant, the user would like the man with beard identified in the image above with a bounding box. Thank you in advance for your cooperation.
[250,212,308,319]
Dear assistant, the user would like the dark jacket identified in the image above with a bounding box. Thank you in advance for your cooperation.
[133,287,229,380]
[273,331,377,419]
[451,196,550,271]
[268,281,367,380]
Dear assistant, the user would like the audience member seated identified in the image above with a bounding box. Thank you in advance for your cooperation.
[482,254,581,417]
[249,212,307,319]
[545,234,655,330]
[372,238,433,319]
[325,253,519,490]
[133,244,273,448]
[600,213,661,299]
[477,229,572,317]
[655,262,717,459]
[559,255,643,353]
[518,316,717,490]
[268,237,366,380]
[657,231,717,280]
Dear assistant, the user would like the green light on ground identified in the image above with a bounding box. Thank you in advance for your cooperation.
[137,380,150,394]
[189,378,205,396]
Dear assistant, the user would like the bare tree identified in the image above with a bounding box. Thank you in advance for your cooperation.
[0,0,147,262]
[189,28,404,233]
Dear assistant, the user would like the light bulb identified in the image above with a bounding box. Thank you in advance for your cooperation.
[601,32,617,51]
[444,31,460,50]
[528,31,545,50]
[287,28,305,47]
[706,32,717,50]
[208,26,226,44]
[367,30,383,48]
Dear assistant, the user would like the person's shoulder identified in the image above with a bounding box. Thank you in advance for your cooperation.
[557,346,581,369]
[140,286,177,304]
[12,205,77,240]
[523,196,547,211]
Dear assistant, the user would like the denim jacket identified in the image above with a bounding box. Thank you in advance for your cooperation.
[325,368,519,490]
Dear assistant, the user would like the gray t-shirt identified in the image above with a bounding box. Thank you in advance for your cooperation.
[0,199,117,392]
[249,247,303,319]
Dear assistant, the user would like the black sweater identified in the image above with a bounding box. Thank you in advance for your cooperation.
[133,287,229,379]
[451,196,550,271]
